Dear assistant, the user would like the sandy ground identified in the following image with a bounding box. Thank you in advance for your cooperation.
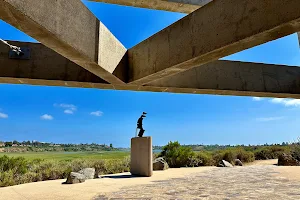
[275,166,300,181]
[1,160,300,200]
[248,159,300,181]
[246,159,278,166]
[0,167,213,200]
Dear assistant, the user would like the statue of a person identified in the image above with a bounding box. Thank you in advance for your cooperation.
[137,112,147,137]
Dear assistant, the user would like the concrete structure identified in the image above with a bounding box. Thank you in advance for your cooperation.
[128,0,300,85]
[0,0,300,99]
[89,0,212,13]
[130,137,153,177]
[1,41,300,98]
[0,0,126,84]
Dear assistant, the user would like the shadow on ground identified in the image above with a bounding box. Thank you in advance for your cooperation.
[101,174,141,179]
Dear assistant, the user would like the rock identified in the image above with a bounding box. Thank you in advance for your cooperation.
[78,168,95,179]
[153,157,169,171]
[217,160,233,167]
[66,172,86,184]
[234,159,243,166]
[278,153,300,166]
[217,163,224,167]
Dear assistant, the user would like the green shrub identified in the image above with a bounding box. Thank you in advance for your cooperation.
[194,152,214,166]
[159,141,195,167]
[0,155,28,174]
[236,149,255,163]
[0,170,15,187]
[212,148,254,165]
[254,146,289,160]
[103,157,130,174]
[0,155,131,187]
[291,144,300,161]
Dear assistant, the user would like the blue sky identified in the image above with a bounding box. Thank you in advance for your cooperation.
[0,1,300,147]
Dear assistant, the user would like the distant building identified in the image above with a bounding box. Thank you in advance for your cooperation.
[12,144,18,147]
[0,142,4,147]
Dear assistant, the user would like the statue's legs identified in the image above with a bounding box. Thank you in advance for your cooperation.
[138,128,145,137]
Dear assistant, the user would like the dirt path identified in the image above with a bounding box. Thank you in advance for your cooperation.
[1,160,299,200]
[0,167,213,200]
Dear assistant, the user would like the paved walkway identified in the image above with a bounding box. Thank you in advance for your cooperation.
[97,165,300,200]
[1,161,300,200]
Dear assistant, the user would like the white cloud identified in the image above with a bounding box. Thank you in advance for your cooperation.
[54,103,77,114]
[64,109,74,114]
[40,114,53,120]
[270,98,300,107]
[256,117,284,122]
[90,111,103,117]
[252,97,262,101]
[0,112,8,119]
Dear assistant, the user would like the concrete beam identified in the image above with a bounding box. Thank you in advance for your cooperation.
[0,0,127,84]
[0,41,105,83]
[1,42,300,99]
[88,0,211,13]
[148,60,300,97]
[128,0,300,85]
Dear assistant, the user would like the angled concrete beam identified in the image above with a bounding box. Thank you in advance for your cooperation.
[148,60,300,97]
[128,0,300,85]
[0,0,127,84]
[1,42,300,99]
[88,0,211,13]
[0,41,105,83]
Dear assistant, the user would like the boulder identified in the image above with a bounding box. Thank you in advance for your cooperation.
[66,172,86,184]
[278,153,300,166]
[217,160,233,167]
[78,168,96,179]
[153,157,169,171]
[234,159,243,166]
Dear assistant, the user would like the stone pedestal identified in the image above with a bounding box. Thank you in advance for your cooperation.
[130,136,153,177]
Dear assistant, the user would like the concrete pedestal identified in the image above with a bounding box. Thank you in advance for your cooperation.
[130,136,153,177]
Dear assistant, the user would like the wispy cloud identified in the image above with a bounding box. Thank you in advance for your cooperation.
[64,109,74,114]
[270,98,300,107]
[0,112,8,119]
[40,114,53,120]
[90,111,103,117]
[54,103,77,114]
[252,97,262,101]
[256,116,284,122]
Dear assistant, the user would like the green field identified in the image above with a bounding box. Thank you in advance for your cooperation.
[0,151,130,161]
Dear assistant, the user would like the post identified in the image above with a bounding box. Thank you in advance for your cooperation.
[130,136,153,177]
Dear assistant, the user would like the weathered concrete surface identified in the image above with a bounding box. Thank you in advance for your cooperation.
[128,0,300,85]
[0,41,104,83]
[2,41,300,99]
[149,60,300,96]
[88,0,211,13]
[130,137,153,177]
[0,0,127,84]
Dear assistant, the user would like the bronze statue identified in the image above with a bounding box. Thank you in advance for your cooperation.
[137,112,147,137]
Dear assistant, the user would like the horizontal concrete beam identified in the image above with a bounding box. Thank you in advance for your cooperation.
[1,43,300,99]
[88,0,210,13]
[0,41,105,83]
[128,0,300,85]
[0,0,127,84]
[149,60,300,96]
